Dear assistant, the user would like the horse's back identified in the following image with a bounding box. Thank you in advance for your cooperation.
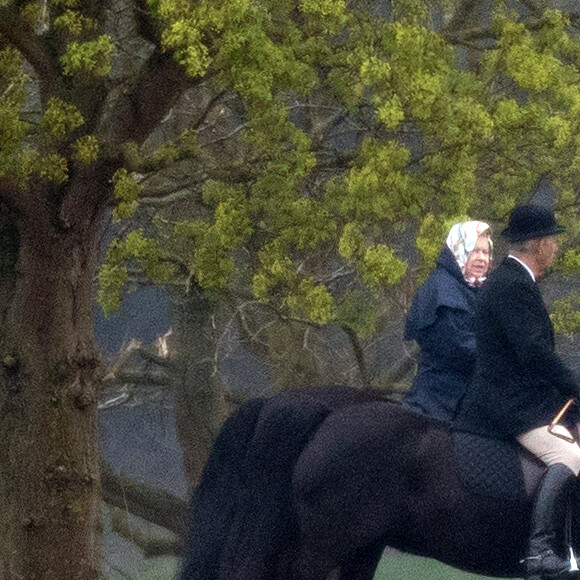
[192,385,387,580]
[292,402,531,578]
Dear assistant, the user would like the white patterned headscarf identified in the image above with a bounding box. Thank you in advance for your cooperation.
[446,221,493,283]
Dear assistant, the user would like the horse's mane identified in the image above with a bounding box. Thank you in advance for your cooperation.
[180,384,397,579]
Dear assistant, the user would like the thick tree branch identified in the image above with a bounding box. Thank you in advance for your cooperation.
[340,325,370,389]
[140,188,199,207]
[101,460,188,538]
[102,369,170,386]
[132,0,164,47]
[103,337,175,379]
[442,27,497,46]
[371,343,418,395]
[442,0,480,35]
[136,345,175,369]
[127,51,193,143]
[59,159,119,231]
[108,506,181,557]
[0,181,25,213]
[104,338,142,375]
[0,8,58,98]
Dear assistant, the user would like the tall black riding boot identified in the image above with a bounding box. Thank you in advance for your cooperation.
[523,463,580,580]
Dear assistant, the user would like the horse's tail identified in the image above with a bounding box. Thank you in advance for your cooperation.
[180,397,266,580]
[218,400,330,580]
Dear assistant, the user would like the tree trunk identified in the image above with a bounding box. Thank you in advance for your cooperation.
[0,193,105,578]
[171,287,228,489]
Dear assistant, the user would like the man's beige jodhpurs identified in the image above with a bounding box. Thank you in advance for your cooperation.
[518,425,580,475]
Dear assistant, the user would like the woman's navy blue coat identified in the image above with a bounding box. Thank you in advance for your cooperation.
[402,247,478,421]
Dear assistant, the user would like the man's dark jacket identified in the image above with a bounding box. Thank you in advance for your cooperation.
[457,257,578,439]
[402,247,478,421]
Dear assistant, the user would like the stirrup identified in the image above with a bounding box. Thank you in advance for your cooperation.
[521,549,580,580]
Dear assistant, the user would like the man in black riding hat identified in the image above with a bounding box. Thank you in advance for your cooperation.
[457,204,580,580]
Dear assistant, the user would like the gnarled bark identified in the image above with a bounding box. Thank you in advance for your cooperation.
[0,170,110,578]
[170,287,229,489]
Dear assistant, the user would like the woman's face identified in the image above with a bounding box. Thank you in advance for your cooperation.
[464,234,491,279]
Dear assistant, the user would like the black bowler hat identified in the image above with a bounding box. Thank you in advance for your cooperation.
[501,204,565,243]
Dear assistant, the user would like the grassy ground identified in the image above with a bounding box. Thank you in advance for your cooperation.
[105,555,179,579]
[104,553,517,579]
[373,553,515,580]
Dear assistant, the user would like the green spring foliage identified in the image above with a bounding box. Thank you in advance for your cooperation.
[551,293,580,336]
[73,134,99,164]
[335,288,381,338]
[286,278,335,325]
[112,169,142,221]
[53,9,96,36]
[3,1,580,334]
[60,36,114,76]
[0,1,114,189]
[41,98,84,140]
[99,1,580,333]
[98,230,175,315]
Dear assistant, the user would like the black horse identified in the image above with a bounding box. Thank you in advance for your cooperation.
[181,386,570,580]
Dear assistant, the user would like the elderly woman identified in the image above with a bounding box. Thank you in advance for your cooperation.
[402,221,492,422]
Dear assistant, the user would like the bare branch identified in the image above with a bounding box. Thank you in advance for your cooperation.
[101,460,188,538]
[102,369,170,387]
[136,345,174,368]
[104,339,142,376]
[140,188,198,207]
[371,343,418,395]
[103,336,175,377]
[98,388,131,410]
[108,506,181,557]
[340,325,370,388]
[193,90,228,132]
[441,0,480,36]
[199,122,245,146]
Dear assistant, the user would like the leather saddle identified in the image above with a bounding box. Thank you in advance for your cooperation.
[453,430,546,501]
